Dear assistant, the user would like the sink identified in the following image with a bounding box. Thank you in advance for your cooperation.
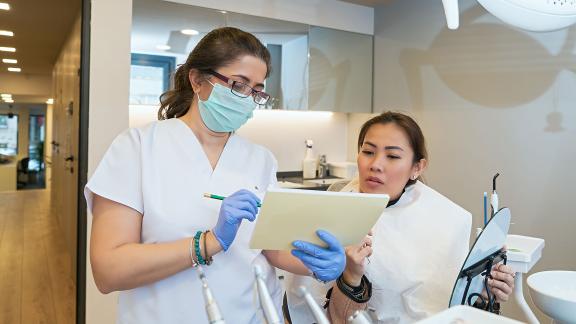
[304,178,347,185]
[528,271,576,324]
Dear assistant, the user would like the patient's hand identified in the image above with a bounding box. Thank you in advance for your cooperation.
[342,235,373,287]
[482,263,515,302]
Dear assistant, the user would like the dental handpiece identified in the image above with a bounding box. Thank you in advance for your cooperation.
[254,265,282,324]
[297,286,330,324]
[491,173,500,217]
[197,265,225,324]
[347,310,375,324]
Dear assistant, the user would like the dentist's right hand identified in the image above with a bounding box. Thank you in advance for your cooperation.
[213,189,260,251]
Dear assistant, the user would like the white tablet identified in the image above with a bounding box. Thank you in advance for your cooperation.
[249,188,389,250]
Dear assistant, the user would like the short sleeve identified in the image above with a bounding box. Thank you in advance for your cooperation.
[84,128,144,214]
[268,151,279,190]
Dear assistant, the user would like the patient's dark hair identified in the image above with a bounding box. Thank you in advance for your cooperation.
[158,27,271,120]
[357,111,428,186]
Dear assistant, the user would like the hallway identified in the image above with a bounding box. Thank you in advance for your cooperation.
[0,189,75,324]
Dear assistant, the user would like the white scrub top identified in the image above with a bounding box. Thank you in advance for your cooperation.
[286,180,472,324]
[85,118,282,324]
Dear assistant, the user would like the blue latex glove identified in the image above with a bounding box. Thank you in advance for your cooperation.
[291,230,346,282]
[213,189,260,251]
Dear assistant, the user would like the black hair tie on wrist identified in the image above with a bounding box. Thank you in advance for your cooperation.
[335,274,372,304]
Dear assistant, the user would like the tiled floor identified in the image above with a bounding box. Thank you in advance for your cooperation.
[0,189,75,324]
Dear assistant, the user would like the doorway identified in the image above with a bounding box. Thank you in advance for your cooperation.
[0,0,89,323]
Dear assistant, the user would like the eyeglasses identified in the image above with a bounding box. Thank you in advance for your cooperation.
[207,70,271,105]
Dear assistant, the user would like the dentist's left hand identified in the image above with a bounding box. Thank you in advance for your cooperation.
[291,230,346,282]
[213,189,260,251]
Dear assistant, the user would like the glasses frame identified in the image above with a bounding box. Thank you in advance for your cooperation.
[207,70,271,105]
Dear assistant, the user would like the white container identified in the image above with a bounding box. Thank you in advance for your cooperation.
[505,234,545,273]
[303,140,317,179]
[328,162,358,179]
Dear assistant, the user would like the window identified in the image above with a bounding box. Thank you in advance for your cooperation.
[130,53,176,105]
[0,114,18,156]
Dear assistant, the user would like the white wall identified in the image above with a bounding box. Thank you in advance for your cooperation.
[164,0,374,35]
[236,110,347,171]
[372,0,576,322]
[87,0,132,323]
[129,106,350,171]
[346,112,378,162]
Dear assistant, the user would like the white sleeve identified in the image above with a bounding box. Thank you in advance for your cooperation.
[84,128,144,214]
[268,151,280,190]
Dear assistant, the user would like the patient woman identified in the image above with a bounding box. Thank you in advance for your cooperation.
[284,112,515,323]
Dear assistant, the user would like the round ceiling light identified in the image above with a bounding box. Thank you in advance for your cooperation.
[156,45,171,51]
[181,29,199,36]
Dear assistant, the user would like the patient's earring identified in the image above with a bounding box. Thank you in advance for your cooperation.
[411,175,417,180]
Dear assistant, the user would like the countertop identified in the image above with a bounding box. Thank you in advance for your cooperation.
[276,171,349,191]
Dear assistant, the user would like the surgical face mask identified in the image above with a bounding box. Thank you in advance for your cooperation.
[197,82,257,132]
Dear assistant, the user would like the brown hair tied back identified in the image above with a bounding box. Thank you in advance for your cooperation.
[158,27,271,120]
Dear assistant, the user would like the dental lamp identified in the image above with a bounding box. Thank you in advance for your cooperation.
[348,309,378,324]
[441,0,576,32]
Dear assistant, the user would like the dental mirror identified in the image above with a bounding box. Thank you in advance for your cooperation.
[449,207,511,307]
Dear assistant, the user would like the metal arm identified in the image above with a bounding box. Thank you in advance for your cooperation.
[197,266,225,324]
[254,265,282,324]
[296,286,330,324]
[442,0,460,29]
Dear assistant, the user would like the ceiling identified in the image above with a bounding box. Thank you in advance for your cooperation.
[0,0,81,76]
[0,0,382,77]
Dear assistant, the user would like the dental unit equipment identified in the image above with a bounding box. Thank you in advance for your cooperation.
[254,265,282,324]
[297,286,330,324]
[198,265,225,324]
[491,173,499,218]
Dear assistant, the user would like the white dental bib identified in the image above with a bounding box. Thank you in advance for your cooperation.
[286,179,471,323]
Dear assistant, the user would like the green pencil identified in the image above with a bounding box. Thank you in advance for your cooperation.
[203,193,262,207]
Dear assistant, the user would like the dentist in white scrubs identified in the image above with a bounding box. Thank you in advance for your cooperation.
[86,27,346,324]
[286,112,515,323]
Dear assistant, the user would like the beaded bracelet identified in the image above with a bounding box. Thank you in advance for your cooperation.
[188,237,198,268]
[203,230,213,265]
[194,231,206,265]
